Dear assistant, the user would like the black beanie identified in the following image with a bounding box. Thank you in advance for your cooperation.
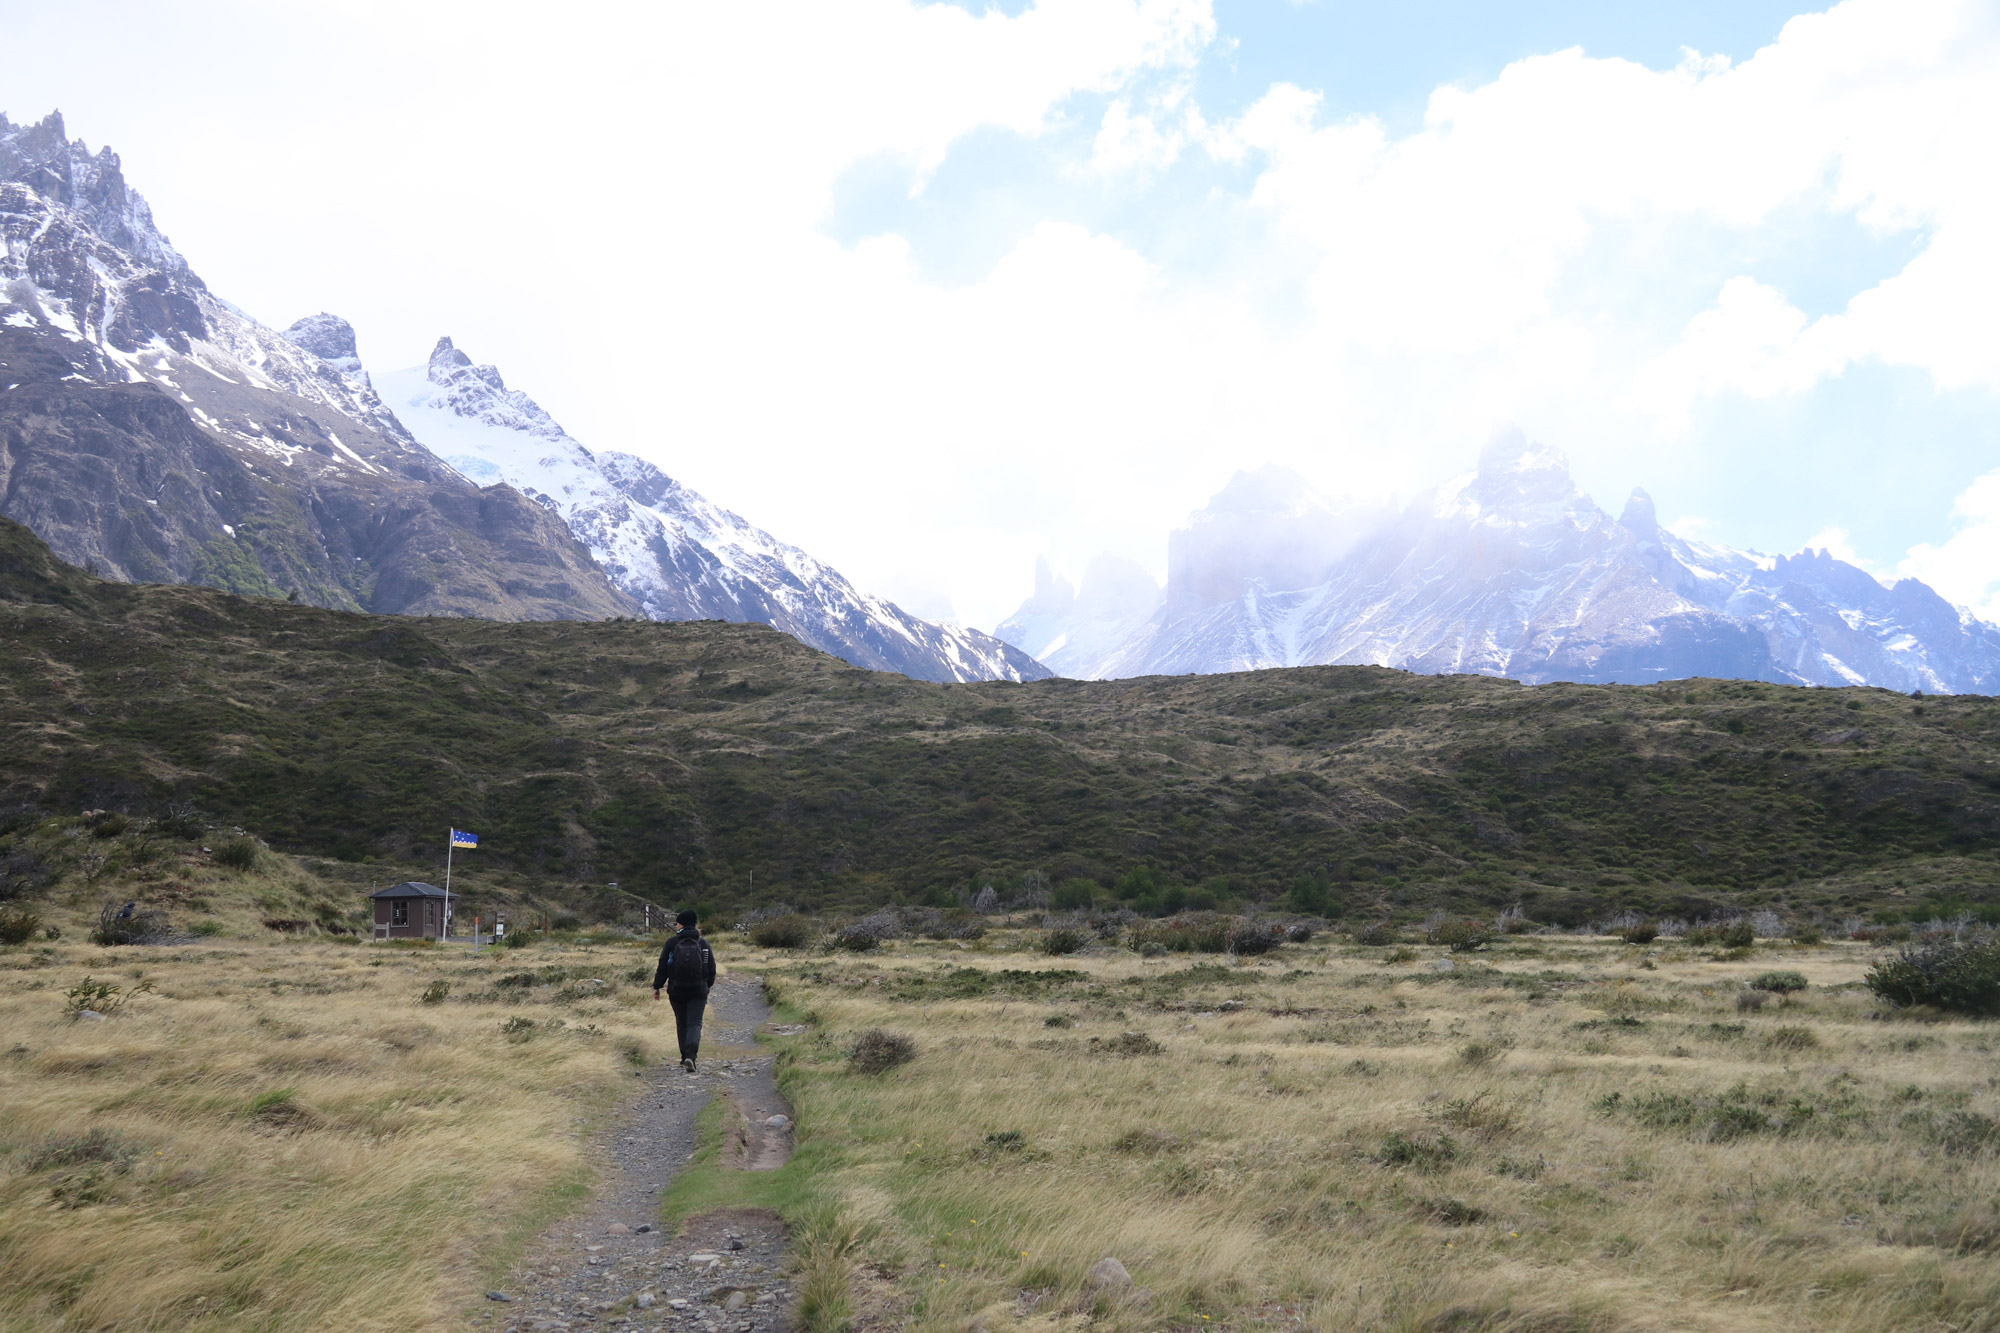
[676,910,698,927]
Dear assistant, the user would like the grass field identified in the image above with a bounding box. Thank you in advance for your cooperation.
[6,889,2000,1333]
[749,930,2000,1333]
[0,919,671,1333]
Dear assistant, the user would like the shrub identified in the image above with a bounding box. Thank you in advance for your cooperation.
[0,849,48,903]
[212,837,258,870]
[1095,1030,1163,1057]
[90,813,129,839]
[1227,920,1283,955]
[90,899,163,946]
[1131,912,1233,954]
[1052,878,1099,911]
[1620,921,1660,945]
[1043,1013,1073,1028]
[1765,1025,1818,1051]
[0,909,41,946]
[1355,921,1396,946]
[1427,918,1492,952]
[1718,919,1756,949]
[832,908,900,952]
[502,929,529,949]
[62,976,152,1017]
[1750,970,1809,998]
[1793,925,1825,946]
[1458,1039,1506,1066]
[420,980,450,1005]
[1283,922,1316,943]
[1736,990,1769,1012]
[751,914,817,949]
[850,1028,916,1074]
[1866,940,2000,1014]
[1042,927,1087,956]
[1377,1130,1459,1171]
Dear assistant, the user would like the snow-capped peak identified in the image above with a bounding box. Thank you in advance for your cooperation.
[378,340,1048,683]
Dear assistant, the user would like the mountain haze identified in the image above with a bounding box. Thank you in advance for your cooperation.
[1003,431,2000,693]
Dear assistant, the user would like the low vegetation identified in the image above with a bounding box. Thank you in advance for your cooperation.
[744,928,2000,1333]
[7,519,2000,923]
[0,927,667,1330]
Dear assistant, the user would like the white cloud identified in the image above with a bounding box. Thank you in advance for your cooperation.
[1900,469,2000,620]
[1802,525,1876,571]
[7,0,1999,630]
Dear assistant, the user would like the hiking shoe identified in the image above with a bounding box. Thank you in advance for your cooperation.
[681,1057,694,1073]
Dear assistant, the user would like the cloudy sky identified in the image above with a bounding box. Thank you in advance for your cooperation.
[6,0,1998,628]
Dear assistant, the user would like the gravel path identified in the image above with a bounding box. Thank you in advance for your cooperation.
[474,975,794,1333]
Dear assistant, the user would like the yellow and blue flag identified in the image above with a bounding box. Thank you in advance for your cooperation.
[450,829,478,849]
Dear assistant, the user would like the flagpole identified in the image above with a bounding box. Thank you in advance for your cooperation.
[444,828,452,944]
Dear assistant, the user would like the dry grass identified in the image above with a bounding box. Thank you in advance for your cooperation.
[747,932,2000,1333]
[0,917,673,1331]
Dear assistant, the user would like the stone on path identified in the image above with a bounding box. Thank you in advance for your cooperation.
[723,1290,749,1310]
[607,1223,630,1234]
[1087,1257,1133,1292]
[764,1115,790,1128]
[486,1290,512,1301]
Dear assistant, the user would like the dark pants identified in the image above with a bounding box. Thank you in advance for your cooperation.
[668,989,707,1060]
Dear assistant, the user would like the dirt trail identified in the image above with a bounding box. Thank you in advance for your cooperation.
[476,975,793,1333]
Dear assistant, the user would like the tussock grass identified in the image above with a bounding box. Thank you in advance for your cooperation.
[0,929,669,1330]
[746,931,2000,1333]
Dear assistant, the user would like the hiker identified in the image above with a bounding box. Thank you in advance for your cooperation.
[653,909,716,1072]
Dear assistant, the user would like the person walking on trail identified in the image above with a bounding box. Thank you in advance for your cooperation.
[653,909,716,1072]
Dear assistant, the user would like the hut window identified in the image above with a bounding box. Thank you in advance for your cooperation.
[392,901,408,926]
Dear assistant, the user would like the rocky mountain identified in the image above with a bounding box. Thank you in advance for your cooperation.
[994,553,1162,679]
[374,340,1049,683]
[1001,430,2000,693]
[0,111,634,620]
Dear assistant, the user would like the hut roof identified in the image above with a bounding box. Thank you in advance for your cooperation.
[370,881,448,899]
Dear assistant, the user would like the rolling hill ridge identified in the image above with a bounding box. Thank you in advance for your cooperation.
[4,517,1998,921]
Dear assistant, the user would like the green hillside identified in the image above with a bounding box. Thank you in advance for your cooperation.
[4,517,1999,922]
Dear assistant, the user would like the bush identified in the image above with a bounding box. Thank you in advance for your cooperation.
[212,837,258,871]
[1736,990,1769,1012]
[1620,921,1660,945]
[1095,1030,1163,1056]
[1283,922,1316,943]
[0,849,50,902]
[832,908,900,952]
[420,980,450,1005]
[0,908,41,946]
[850,1028,916,1074]
[502,929,529,948]
[1042,927,1087,956]
[1131,912,1233,954]
[1750,970,1809,998]
[1426,917,1492,952]
[1765,1025,1818,1051]
[1052,878,1099,911]
[1792,925,1825,946]
[1356,920,1396,946]
[1377,1131,1459,1171]
[1718,919,1756,949]
[90,899,161,946]
[1227,920,1283,955]
[1866,940,2000,1014]
[751,914,817,949]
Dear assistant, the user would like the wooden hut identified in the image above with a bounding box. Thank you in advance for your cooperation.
[370,881,450,941]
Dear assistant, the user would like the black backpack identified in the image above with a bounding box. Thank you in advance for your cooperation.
[670,934,706,990]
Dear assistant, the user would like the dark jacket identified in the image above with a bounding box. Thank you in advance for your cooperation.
[654,927,716,995]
